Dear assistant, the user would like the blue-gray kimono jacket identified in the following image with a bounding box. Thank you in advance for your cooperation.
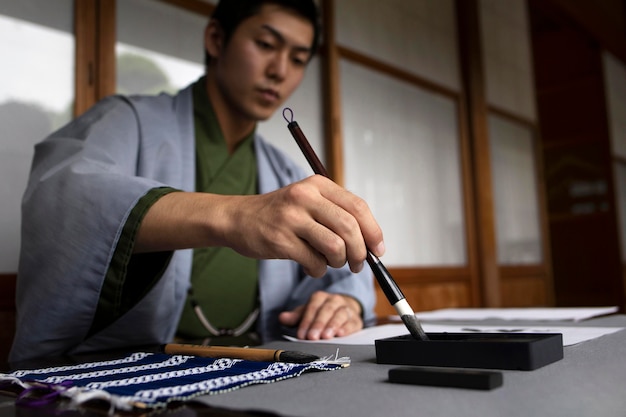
[10,85,375,362]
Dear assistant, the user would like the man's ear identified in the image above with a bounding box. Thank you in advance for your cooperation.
[204,19,224,60]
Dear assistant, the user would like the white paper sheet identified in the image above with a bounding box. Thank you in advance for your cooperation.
[284,323,624,347]
[396,306,620,322]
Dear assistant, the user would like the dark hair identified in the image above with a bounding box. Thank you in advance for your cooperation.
[205,0,320,66]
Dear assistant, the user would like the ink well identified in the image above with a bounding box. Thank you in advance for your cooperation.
[375,332,564,370]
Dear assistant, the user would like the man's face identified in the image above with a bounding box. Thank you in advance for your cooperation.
[209,4,314,122]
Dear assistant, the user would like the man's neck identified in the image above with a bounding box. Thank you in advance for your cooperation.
[204,75,256,154]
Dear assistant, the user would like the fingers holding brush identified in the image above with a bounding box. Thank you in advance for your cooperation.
[313,175,386,271]
[290,174,384,274]
[241,174,384,276]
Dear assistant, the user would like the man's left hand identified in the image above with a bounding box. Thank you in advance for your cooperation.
[278,291,363,340]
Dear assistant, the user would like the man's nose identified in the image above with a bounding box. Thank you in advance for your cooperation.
[267,51,288,81]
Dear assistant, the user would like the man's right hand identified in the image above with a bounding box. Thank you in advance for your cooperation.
[136,174,385,277]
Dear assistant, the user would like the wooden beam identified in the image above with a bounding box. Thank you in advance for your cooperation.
[74,0,117,114]
[74,0,98,116]
[97,0,116,99]
[320,0,344,185]
[456,98,483,307]
[456,0,501,307]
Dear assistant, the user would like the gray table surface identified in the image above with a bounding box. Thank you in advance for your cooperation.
[200,315,626,417]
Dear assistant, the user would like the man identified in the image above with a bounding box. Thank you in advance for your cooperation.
[10,0,383,362]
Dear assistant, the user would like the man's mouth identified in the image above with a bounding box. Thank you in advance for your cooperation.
[257,88,280,103]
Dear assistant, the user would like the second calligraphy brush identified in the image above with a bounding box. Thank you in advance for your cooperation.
[282,108,429,341]
[162,343,320,364]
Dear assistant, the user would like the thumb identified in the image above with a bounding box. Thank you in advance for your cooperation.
[278,306,305,326]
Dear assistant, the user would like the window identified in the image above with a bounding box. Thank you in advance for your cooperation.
[341,61,466,266]
[0,0,74,272]
[480,0,536,122]
[116,0,205,95]
[336,0,459,90]
[489,115,542,264]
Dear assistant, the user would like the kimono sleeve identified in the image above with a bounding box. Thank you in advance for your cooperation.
[11,96,179,361]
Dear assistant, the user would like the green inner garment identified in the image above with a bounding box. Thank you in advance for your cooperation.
[175,77,259,345]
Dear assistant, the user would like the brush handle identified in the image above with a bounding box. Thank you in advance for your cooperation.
[366,252,405,304]
[163,344,284,361]
[288,120,329,177]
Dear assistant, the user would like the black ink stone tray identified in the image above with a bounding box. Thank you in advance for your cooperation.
[375,333,564,371]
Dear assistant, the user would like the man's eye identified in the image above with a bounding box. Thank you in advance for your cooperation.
[291,57,307,67]
[256,40,274,50]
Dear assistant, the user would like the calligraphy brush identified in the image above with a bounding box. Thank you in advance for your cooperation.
[283,108,429,341]
[162,344,320,364]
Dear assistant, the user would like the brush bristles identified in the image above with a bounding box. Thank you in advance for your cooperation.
[401,314,430,341]
[278,351,320,364]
